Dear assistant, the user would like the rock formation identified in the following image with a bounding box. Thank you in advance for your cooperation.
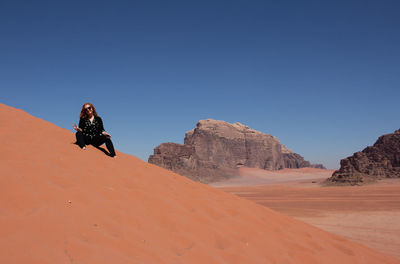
[149,119,324,183]
[327,129,400,185]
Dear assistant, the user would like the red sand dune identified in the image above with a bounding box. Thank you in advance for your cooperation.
[1,103,399,264]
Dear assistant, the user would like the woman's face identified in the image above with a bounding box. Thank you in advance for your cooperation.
[84,104,93,115]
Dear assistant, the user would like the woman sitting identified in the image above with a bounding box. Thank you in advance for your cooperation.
[73,103,116,157]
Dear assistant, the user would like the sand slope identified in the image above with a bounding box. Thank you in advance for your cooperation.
[0,103,399,264]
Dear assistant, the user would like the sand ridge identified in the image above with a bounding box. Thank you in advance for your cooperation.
[1,103,399,264]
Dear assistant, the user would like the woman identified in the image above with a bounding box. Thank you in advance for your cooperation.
[73,103,116,157]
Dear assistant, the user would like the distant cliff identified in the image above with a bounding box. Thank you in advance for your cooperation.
[149,119,324,183]
[327,129,400,185]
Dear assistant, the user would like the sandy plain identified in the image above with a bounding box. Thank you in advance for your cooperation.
[215,167,400,259]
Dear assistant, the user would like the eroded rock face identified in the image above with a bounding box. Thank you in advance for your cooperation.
[149,119,323,183]
[327,129,400,185]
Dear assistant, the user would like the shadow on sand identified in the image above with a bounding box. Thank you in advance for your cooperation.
[73,142,114,157]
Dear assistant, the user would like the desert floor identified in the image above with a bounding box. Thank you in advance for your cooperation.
[214,168,400,259]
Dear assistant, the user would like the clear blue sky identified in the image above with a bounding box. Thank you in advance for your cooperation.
[1,0,399,169]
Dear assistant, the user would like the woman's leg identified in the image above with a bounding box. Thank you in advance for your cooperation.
[104,138,116,157]
[75,131,86,149]
[92,135,116,157]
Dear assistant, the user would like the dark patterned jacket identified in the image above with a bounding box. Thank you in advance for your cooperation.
[78,116,105,139]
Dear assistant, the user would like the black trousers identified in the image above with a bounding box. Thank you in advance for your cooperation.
[76,131,116,157]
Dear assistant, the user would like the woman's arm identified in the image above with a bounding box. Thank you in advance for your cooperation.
[98,117,105,132]
[73,118,83,132]
[98,117,111,138]
[73,123,82,132]
[79,118,84,130]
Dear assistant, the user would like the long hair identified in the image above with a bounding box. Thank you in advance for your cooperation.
[80,102,98,119]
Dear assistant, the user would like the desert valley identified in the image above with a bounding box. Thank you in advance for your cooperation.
[3,1,399,263]
[149,117,400,260]
[1,103,399,263]
[213,167,400,259]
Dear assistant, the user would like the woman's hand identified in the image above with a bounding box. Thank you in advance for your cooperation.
[102,131,111,138]
[73,123,82,132]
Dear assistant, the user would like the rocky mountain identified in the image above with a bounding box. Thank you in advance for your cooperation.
[149,119,324,183]
[327,129,400,185]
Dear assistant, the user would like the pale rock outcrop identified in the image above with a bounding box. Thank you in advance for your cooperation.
[149,119,323,183]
